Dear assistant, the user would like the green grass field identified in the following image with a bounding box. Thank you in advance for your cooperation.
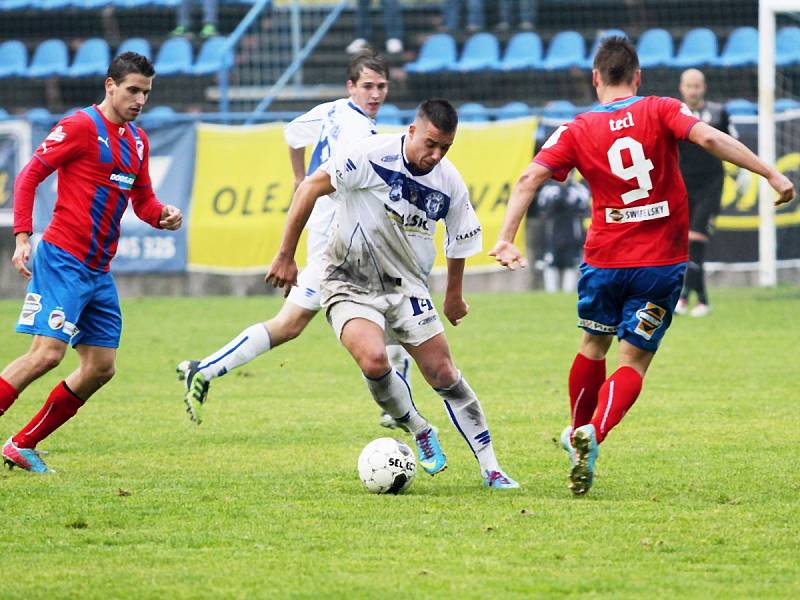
[1,287,798,598]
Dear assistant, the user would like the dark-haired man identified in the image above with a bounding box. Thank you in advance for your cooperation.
[2,52,183,472]
[491,37,794,495]
[267,99,519,489]
[176,50,422,430]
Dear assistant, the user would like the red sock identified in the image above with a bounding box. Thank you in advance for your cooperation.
[590,366,643,444]
[0,377,19,416]
[569,353,606,429]
[13,381,85,449]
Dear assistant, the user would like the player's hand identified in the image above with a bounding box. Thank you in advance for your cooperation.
[443,295,469,326]
[768,171,795,206]
[12,233,32,280]
[489,240,528,270]
[265,254,298,297]
[159,205,183,230]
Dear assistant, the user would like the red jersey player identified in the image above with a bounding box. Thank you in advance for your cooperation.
[1,52,182,473]
[491,37,795,496]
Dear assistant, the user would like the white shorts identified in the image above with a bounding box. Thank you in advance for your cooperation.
[286,264,323,312]
[326,292,445,347]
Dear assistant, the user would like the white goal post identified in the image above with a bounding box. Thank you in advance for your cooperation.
[758,0,800,286]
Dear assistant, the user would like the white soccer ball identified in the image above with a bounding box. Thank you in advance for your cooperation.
[357,437,416,494]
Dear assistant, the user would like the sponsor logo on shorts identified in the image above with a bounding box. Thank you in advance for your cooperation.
[418,315,438,326]
[577,318,618,333]
[48,309,66,330]
[606,200,669,224]
[18,293,42,326]
[63,321,77,336]
[456,226,481,241]
[635,302,667,340]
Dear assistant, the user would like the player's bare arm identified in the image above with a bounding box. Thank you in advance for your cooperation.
[443,257,468,326]
[11,232,32,280]
[490,161,553,269]
[265,169,335,295]
[159,205,183,230]
[689,121,795,205]
[288,146,307,192]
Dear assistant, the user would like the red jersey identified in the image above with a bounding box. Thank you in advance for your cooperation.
[13,105,163,271]
[534,95,700,268]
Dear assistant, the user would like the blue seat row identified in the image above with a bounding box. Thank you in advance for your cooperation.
[406,26,800,74]
[0,36,233,78]
[0,105,178,125]
[1,0,254,10]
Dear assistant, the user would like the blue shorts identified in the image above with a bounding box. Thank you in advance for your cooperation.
[15,240,122,348]
[576,262,687,353]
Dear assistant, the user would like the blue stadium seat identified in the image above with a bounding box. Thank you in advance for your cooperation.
[117,38,153,60]
[775,98,800,112]
[405,34,457,74]
[453,33,501,72]
[541,100,577,122]
[0,41,28,79]
[0,0,34,10]
[458,102,489,123]
[154,37,193,76]
[542,31,586,70]
[376,103,403,126]
[192,36,233,75]
[670,28,718,68]
[636,28,673,68]
[25,107,54,125]
[72,0,111,8]
[68,38,110,77]
[26,39,69,78]
[139,105,175,127]
[716,26,757,67]
[112,0,153,8]
[583,28,627,68]
[725,98,757,116]
[33,0,72,9]
[499,32,543,71]
[496,101,531,120]
[776,26,800,66]
[0,108,10,120]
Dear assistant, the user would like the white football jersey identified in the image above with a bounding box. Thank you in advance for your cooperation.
[284,98,378,267]
[321,133,482,301]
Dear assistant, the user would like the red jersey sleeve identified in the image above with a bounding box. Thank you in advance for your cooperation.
[33,115,88,170]
[12,158,54,234]
[129,129,163,228]
[531,124,577,182]
[657,97,700,141]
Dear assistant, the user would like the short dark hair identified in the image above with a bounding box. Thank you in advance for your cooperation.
[347,48,389,83]
[593,36,639,85]
[107,52,155,83]
[416,98,458,134]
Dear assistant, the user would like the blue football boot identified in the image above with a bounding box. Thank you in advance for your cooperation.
[560,425,578,466]
[414,427,447,475]
[2,437,53,473]
[483,469,520,489]
[570,424,599,496]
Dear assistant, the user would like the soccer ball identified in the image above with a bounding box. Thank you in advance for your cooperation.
[357,437,416,494]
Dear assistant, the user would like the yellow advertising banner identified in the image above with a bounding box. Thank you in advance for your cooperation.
[189,118,538,272]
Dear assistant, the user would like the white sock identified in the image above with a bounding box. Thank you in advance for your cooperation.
[386,344,413,394]
[364,369,428,434]
[197,323,271,380]
[436,373,500,475]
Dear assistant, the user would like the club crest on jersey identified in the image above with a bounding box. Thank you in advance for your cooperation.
[18,292,42,326]
[389,180,403,202]
[48,309,66,331]
[110,169,136,190]
[635,302,666,340]
[424,191,445,219]
[135,139,144,161]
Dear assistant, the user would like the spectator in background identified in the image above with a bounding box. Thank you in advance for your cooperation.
[497,0,537,31]
[171,0,218,38]
[441,0,484,33]
[534,172,589,293]
[346,0,404,55]
[675,68,734,318]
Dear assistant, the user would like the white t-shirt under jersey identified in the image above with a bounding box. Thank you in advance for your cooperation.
[321,133,482,303]
[283,98,378,268]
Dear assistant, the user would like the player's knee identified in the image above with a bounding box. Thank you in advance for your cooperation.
[358,350,391,380]
[29,346,66,374]
[425,361,459,389]
[90,362,116,385]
